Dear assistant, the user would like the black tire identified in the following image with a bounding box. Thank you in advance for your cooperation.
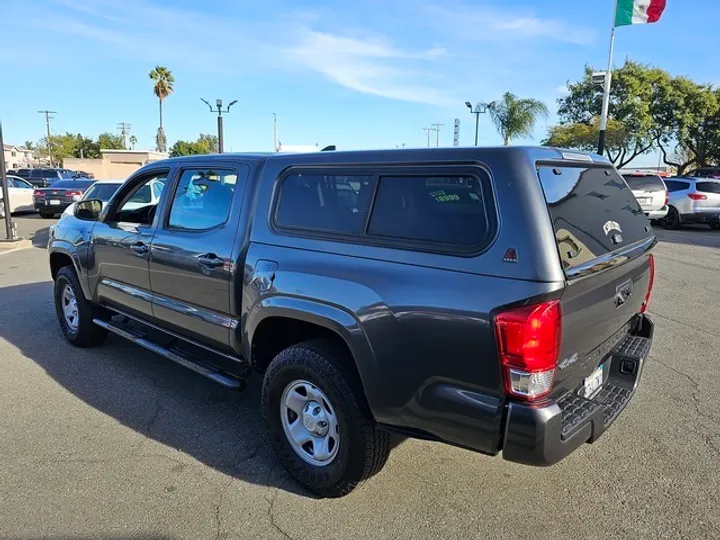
[710,223,720,231]
[39,211,55,219]
[262,340,390,498]
[661,206,680,230]
[54,266,108,347]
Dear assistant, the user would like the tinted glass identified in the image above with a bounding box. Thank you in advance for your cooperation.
[83,183,121,201]
[14,169,31,177]
[623,175,665,191]
[665,180,690,192]
[116,173,168,224]
[13,178,33,189]
[368,175,490,246]
[49,180,94,189]
[168,169,237,230]
[537,166,651,270]
[697,182,720,194]
[276,173,375,234]
[31,169,59,178]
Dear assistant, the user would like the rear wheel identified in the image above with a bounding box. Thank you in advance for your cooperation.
[262,340,390,497]
[661,206,680,230]
[54,266,108,347]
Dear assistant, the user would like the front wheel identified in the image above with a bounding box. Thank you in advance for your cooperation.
[661,206,680,230]
[710,223,720,231]
[262,340,390,498]
[54,266,108,347]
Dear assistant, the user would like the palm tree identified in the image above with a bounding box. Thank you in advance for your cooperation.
[149,65,174,152]
[489,92,549,146]
[129,135,138,150]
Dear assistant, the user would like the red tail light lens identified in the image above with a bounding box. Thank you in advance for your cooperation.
[33,190,45,197]
[65,190,83,197]
[640,254,655,314]
[494,301,562,400]
[664,191,669,207]
[688,193,707,201]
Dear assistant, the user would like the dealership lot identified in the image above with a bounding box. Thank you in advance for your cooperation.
[1,214,718,540]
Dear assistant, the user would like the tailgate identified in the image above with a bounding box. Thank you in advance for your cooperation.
[538,164,655,397]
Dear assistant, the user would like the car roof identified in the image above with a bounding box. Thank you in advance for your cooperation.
[90,178,126,184]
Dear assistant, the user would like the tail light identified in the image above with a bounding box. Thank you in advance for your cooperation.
[688,193,707,201]
[65,190,83,200]
[494,301,562,401]
[664,191,669,207]
[640,254,655,314]
[33,190,45,197]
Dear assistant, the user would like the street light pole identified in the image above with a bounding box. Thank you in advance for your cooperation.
[201,98,238,153]
[465,101,493,146]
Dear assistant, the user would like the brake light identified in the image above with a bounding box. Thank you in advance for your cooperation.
[494,301,562,401]
[640,254,655,314]
[65,190,82,196]
[664,191,669,207]
[33,190,45,197]
[688,193,707,201]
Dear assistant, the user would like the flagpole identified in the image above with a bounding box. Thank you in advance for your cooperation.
[598,0,618,156]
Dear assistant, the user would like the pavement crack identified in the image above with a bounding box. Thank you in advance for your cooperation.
[265,489,295,540]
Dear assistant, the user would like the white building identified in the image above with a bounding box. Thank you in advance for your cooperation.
[3,144,36,171]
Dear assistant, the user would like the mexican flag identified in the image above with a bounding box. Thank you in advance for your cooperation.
[615,0,667,27]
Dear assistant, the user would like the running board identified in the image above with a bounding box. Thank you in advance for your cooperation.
[92,318,247,390]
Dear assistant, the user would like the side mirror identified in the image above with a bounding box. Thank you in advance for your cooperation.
[75,199,103,221]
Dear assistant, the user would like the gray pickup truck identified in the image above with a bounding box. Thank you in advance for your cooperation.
[48,147,656,497]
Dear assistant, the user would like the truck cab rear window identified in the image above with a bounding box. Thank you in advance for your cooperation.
[538,166,651,271]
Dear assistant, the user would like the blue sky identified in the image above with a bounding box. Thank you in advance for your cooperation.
[1,0,718,164]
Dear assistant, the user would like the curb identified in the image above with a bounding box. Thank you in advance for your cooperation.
[0,239,34,255]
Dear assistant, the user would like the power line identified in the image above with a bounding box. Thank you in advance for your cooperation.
[117,122,132,149]
[431,122,445,147]
[37,110,56,166]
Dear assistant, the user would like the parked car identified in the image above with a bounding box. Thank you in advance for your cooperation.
[688,166,720,179]
[33,179,95,218]
[48,148,656,497]
[25,168,75,188]
[622,174,669,221]
[72,170,95,179]
[661,177,720,230]
[60,178,164,218]
[0,175,36,218]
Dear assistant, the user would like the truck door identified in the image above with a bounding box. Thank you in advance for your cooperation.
[148,164,249,353]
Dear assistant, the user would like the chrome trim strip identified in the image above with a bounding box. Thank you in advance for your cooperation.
[100,278,153,303]
[565,235,656,279]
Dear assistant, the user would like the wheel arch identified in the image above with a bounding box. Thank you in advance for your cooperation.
[49,245,91,300]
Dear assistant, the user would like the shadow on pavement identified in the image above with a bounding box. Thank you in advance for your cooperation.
[652,224,720,249]
[0,280,403,499]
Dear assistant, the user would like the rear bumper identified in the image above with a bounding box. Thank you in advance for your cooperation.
[502,314,654,466]
[35,201,72,213]
[645,206,668,219]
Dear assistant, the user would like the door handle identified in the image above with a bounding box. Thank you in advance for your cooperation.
[130,242,149,255]
[197,253,225,268]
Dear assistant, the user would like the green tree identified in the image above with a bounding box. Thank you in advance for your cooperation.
[149,65,174,152]
[129,135,138,150]
[97,132,125,150]
[543,117,640,166]
[23,141,35,150]
[38,133,78,163]
[75,134,100,158]
[169,133,219,157]
[489,92,549,146]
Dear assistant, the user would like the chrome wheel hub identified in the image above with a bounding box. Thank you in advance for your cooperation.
[61,284,79,332]
[280,380,339,466]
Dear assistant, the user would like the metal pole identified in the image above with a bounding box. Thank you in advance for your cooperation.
[1,123,15,240]
[474,112,480,146]
[598,1,618,156]
[217,113,224,153]
[273,113,278,152]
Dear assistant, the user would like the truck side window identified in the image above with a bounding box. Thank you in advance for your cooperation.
[168,168,236,231]
[115,173,168,225]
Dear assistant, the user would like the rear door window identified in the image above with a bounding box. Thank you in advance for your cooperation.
[622,175,665,191]
[665,180,690,192]
[537,166,651,271]
[696,182,720,194]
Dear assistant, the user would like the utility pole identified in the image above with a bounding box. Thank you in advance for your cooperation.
[37,110,56,166]
[117,122,131,149]
[201,98,237,153]
[423,127,438,148]
[431,123,445,147]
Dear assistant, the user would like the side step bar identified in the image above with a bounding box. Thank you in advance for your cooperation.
[93,318,247,390]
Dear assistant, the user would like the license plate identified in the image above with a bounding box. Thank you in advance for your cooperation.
[636,197,650,204]
[49,200,61,206]
[582,365,604,398]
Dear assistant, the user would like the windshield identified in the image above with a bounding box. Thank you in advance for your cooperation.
[538,165,652,271]
[83,183,121,201]
[49,180,95,190]
[623,175,666,191]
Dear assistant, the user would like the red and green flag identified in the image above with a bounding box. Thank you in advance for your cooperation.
[615,0,667,27]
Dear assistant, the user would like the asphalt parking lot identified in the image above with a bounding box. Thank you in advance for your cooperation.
[1,214,719,540]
